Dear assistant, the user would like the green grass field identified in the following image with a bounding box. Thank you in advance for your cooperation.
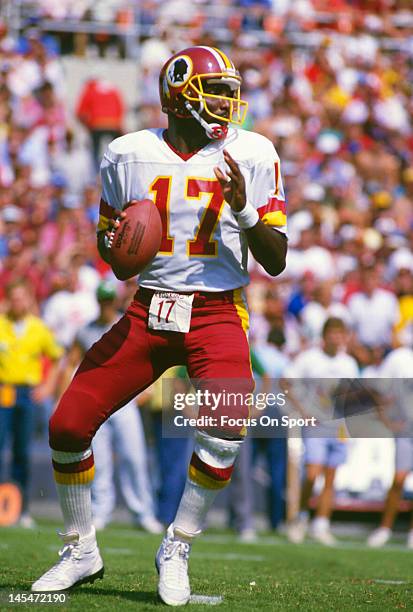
[1,522,412,611]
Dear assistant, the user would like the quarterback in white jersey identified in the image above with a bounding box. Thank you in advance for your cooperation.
[99,127,287,292]
[33,46,288,605]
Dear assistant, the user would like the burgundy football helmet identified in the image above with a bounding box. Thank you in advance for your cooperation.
[159,45,248,140]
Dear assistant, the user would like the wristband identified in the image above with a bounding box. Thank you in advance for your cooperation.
[232,201,259,229]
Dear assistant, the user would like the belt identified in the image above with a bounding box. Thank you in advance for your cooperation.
[134,287,237,307]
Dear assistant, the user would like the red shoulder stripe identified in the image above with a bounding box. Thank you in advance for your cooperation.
[257,197,286,219]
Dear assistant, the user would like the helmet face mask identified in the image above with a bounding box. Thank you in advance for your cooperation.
[183,74,248,126]
[159,46,248,137]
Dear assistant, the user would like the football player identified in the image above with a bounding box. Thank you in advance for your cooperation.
[32,46,288,605]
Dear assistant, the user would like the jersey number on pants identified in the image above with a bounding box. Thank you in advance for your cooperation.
[149,176,225,257]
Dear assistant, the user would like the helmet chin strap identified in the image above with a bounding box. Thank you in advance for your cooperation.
[184,100,227,140]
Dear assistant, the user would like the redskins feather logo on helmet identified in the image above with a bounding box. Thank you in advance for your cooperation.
[159,46,248,140]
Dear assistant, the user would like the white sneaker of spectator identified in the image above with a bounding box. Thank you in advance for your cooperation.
[18,513,36,529]
[139,515,164,534]
[311,525,337,547]
[367,527,392,548]
[238,528,257,543]
[287,514,309,544]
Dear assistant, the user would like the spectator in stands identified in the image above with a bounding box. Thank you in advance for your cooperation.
[139,369,192,527]
[367,345,413,549]
[300,280,352,344]
[348,262,400,357]
[42,265,99,349]
[0,237,48,305]
[0,279,63,527]
[36,81,66,148]
[251,287,301,355]
[226,348,271,542]
[253,326,290,531]
[76,76,125,170]
[50,129,95,196]
[285,318,359,546]
[392,262,413,347]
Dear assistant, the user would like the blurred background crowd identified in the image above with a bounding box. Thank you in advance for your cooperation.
[1,0,413,542]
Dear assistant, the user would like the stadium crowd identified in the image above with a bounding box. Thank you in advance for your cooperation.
[1,0,413,542]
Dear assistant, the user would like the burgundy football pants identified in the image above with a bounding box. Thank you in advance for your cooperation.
[49,288,253,451]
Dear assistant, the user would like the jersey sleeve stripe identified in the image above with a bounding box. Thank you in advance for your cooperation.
[261,211,287,227]
[257,197,287,227]
[274,162,280,194]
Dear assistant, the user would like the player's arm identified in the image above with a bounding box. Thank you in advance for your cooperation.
[98,146,143,279]
[96,146,124,271]
[214,149,287,276]
[97,150,125,270]
[243,220,287,276]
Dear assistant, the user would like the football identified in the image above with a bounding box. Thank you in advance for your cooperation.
[109,199,162,280]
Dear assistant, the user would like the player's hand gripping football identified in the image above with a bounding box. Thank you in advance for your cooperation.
[214,149,246,213]
[105,200,138,249]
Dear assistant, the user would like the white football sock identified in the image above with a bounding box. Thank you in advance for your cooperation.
[173,431,243,540]
[52,449,94,538]
[173,479,217,539]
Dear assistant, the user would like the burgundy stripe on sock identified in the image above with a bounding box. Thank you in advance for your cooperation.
[52,454,95,474]
[190,452,234,482]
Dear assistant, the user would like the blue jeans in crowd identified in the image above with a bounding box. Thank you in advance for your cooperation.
[252,437,287,529]
[152,412,192,526]
[0,385,35,513]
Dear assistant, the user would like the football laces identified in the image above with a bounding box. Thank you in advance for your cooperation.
[106,217,120,250]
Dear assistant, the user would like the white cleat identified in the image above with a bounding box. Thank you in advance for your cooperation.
[310,527,337,547]
[156,524,191,606]
[31,528,104,592]
[367,527,392,548]
[287,516,308,544]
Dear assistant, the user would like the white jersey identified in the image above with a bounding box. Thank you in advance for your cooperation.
[379,347,413,379]
[378,347,413,425]
[284,347,359,425]
[99,128,287,292]
[285,347,359,381]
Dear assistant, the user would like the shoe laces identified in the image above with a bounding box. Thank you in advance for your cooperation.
[45,542,81,578]
[163,538,190,583]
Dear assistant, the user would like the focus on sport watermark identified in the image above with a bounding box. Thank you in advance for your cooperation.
[160,377,413,438]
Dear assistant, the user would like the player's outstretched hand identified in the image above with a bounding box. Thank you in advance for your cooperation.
[214,149,246,213]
